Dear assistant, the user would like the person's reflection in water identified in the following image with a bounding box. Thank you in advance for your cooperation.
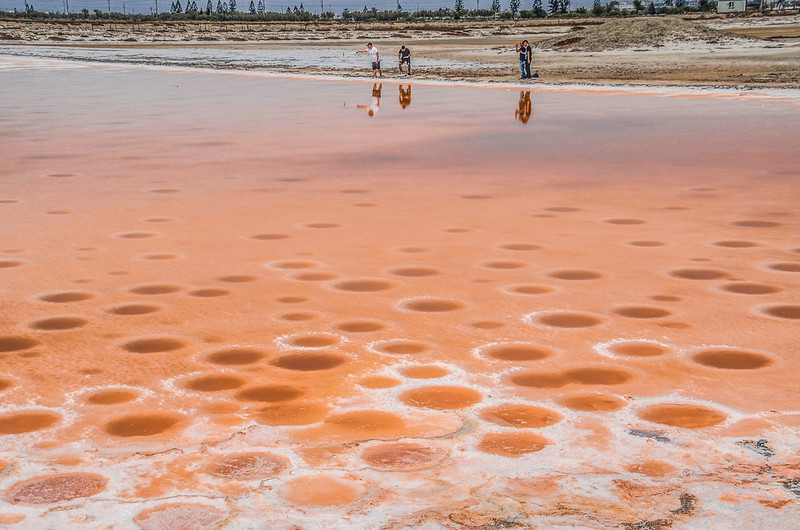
[399,85,411,109]
[356,83,382,117]
[515,91,532,123]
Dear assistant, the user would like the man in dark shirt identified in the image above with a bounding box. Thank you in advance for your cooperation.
[515,40,532,79]
[398,45,411,75]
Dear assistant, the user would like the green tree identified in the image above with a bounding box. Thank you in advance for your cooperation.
[509,0,520,16]
[249,0,255,11]
[216,0,223,12]
[532,0,545,16]
[633,0,643,10]
[491,0,500,12]
[206,0,212,13]
[592,0,603,14]
[605,0,618,13]
[560,0,569,12]
[229,0,236,10]
[547,0,558,13]
[454,0,464,11]
[257,0,264,12]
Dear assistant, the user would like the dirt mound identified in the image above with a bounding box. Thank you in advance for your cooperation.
[536,17,754,52]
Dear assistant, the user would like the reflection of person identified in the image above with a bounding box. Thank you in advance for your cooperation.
[357,83,382,116]
[398,45,411,75]
[515,91,532,123]
[356,42,382,78]
[515,39,532,79]
[398,85,411,109]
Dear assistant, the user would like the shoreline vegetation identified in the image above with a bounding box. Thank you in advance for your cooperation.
[2,13,800,88]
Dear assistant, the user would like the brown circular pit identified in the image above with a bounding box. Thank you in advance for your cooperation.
[216,275,258,283]
[206,348,266,365]
[122,337,185,353]
[609,342,670,357]
[331,279,396,292]
[128,284,183,295]
[249,233,290,240]
[277,312,317,322]
[565,367,633,385]
[505,284,554,295]
[511,372,568,389]
[255,401,330,426]
[358,376,401,389]
[532,312,604,328]
[691,348,773,370]
[605,218,646,225]
[638,404,726,428]
[104,413,182,437]
[720,282,780,295]
[731,220,781,228]
[362,443,447,471]
[284,334,339,348]
[477,432,551,458]
[548,270,602,280]
[669,268,729,280]
[484,343,553,362]
[187,288,230,298]
[480,404,562,428]
[0,411,60,435]
[37,291,94,303]
[282,475,367,507]
[759,305,800,320]
[613,306,672,319]
[106,303,160,315]
[400,298,465,313]
[559,394,627,412]
[235,385,303,403]
[207,452,289,480]
[400,365,450,379]
[400,386,482,410]
[479,260,526,270]
[497,243,542,251]
[628,241,666,247]
[185,374,247,392]
[271,353,346,371]
[86,390,139,405]
[387,266,440,277]
[29,316,88,331]
[0,336,40,352]
[767,262,800,273]
[712,240,758,248]
[5,473,107,505]
[133,503,225,530]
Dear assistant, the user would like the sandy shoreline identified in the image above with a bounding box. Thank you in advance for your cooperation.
[3,15,800,88]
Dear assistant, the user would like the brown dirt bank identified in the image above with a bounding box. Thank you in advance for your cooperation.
[2,15,800,88]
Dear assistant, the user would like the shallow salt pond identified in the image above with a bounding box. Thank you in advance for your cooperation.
[1,57,799,527]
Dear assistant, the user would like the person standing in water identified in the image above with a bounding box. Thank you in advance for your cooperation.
[398,45,411,75]
[357,43,382,79]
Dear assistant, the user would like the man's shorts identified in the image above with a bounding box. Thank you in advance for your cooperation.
[400,57,410,65]
[372,61,381,70]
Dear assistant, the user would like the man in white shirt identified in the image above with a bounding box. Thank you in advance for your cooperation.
[357,43,383,79]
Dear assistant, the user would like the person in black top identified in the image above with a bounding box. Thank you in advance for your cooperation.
[515,40,532,79]
[398,45,411,75]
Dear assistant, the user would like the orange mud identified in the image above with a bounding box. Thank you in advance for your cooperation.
[0,60,799,526]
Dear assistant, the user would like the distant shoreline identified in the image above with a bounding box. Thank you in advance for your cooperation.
[2,15,799,88]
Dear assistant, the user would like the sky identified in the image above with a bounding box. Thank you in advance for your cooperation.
[0,0,596,15]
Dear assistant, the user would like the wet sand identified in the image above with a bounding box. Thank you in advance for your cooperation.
[1,57,800,527]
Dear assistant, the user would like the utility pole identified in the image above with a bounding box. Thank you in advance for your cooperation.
[320,0,323,13]
[108,0,111,12]
[155,0,158,13]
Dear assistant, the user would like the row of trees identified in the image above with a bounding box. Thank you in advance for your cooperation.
[4,0,718,20]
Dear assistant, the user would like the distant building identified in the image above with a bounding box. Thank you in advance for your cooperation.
[718,0,746,11]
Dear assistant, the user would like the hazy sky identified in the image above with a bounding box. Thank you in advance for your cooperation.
[1,0,596,15]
